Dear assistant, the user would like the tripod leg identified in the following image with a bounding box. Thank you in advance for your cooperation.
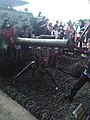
[12,61,35,84]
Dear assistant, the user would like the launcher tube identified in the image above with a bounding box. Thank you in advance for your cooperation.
[17,37,70,48]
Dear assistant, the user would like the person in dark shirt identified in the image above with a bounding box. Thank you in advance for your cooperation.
[64,39,90,102]
[54,20,59,30]
[58,21,64,39]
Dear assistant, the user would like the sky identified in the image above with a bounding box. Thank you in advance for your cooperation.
[14,0,90,23]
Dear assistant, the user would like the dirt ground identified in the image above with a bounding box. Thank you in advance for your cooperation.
[0,54,90,120]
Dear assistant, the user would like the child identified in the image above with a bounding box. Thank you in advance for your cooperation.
[15,43,22,60]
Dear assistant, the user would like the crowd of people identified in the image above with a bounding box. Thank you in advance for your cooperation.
[46,20,90,46]
[0,18,90,60]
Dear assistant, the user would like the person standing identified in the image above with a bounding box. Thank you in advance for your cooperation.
[54,20,59,30]
[0,19,16,58]
[51,27,59,39]
[58,21,64,39]
[86,20,90,43]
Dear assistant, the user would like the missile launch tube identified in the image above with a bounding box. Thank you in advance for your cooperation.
[17,37,71,48]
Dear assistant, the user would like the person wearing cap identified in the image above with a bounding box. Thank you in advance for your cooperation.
[0,19,16,58]
[64,38,90,102]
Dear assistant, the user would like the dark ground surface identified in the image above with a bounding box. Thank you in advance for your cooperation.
[0,54,90,120]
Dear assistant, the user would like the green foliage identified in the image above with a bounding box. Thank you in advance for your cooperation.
[30,15,49,35]
[0,9,33,29]
[0,9,49,36]
[1,12,8,19]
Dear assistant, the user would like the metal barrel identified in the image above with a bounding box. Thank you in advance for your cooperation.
[17,37,70,48]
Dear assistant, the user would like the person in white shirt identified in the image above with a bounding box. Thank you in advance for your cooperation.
[51,27,59,39]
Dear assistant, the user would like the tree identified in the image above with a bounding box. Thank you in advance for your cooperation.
[30,13,49,36]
